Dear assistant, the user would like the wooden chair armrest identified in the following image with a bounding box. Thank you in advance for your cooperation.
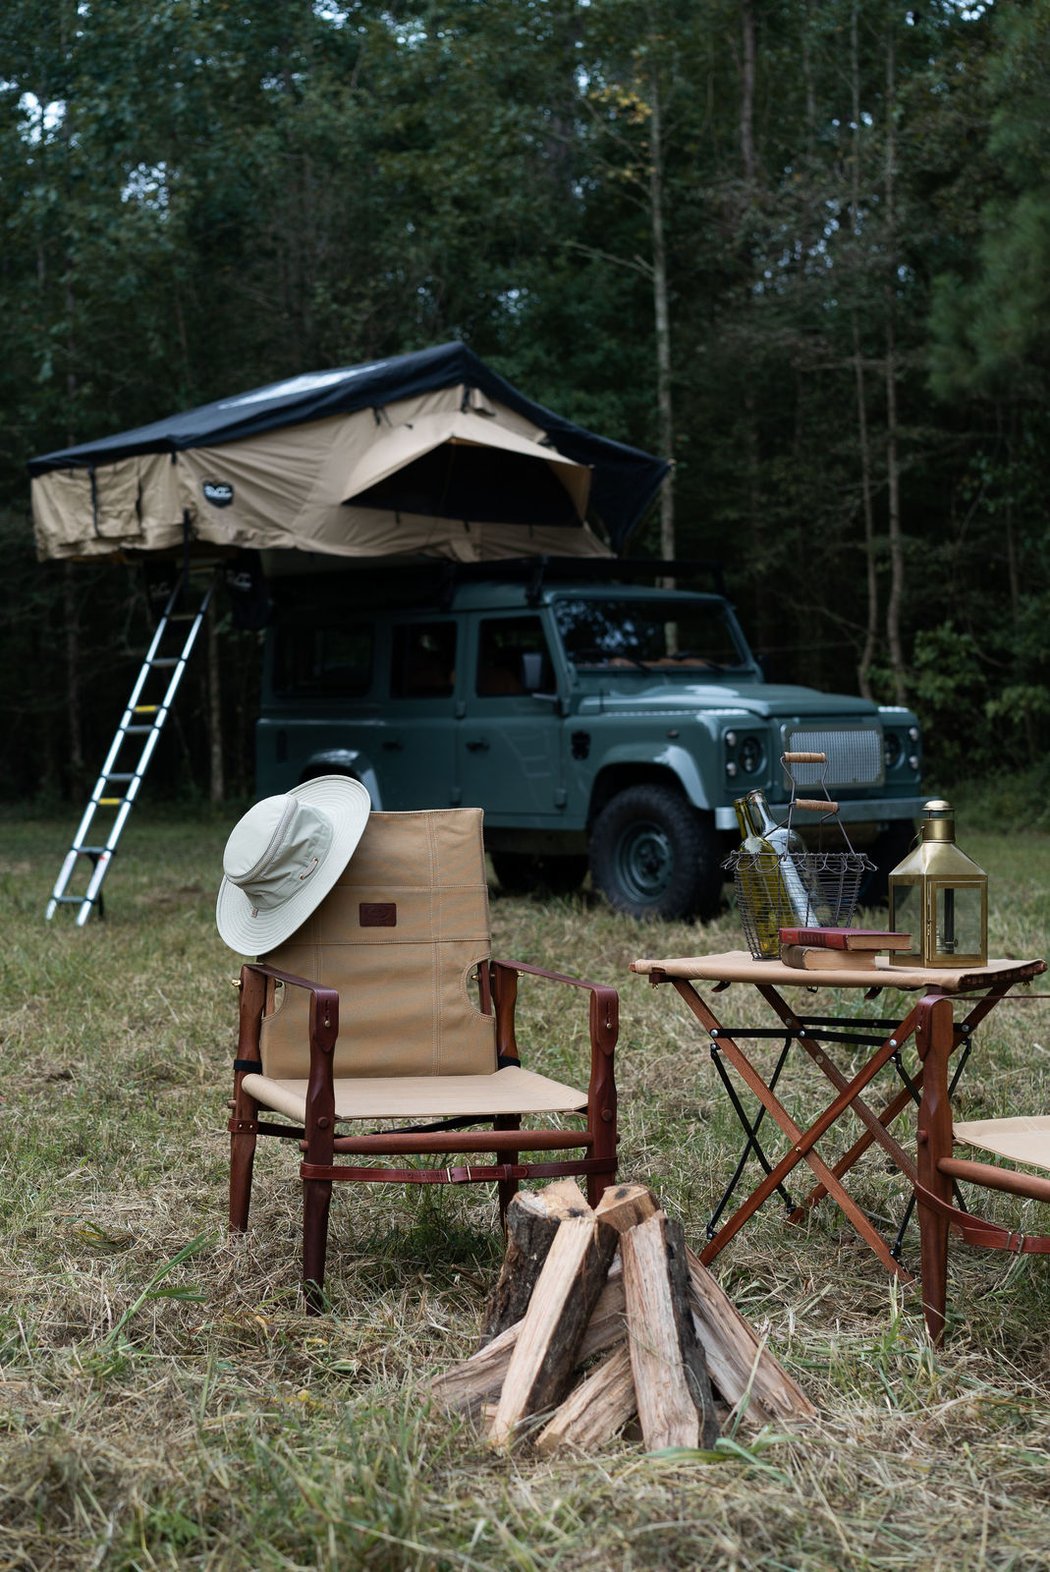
[490,959,618,1118]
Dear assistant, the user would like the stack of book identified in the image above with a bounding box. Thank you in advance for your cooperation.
[778,927,912,971]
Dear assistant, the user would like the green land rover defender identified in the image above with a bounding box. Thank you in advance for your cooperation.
[255,562,923,921]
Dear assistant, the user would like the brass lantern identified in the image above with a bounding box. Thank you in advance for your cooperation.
[888,800,987,968]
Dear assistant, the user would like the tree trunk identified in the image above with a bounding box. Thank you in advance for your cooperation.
[851,4,878,701]
[207,600,225,804]
[853,318,879,701]
[63,563,85,800]
[883,20,907,704]
[649,68,675,575]
[740,0,757,185]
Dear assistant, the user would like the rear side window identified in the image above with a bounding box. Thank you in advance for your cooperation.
[273,619,374,696]
[476,616,554,696]
[391,621,457,698]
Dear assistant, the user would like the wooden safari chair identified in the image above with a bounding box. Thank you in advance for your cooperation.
[227,807,618,1310]
[916,994,1050,1341]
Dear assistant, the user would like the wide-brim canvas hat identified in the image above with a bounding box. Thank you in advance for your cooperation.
[216,775,371,955]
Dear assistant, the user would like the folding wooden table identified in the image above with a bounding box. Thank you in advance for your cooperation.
[629,950,1046,1281]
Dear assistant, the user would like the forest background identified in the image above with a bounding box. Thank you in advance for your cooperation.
[1,0,1047,811]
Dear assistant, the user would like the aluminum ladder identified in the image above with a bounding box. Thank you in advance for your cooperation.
[45,570,215,924]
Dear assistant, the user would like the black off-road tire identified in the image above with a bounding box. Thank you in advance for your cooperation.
[588,784,723,922]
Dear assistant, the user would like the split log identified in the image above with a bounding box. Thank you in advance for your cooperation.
[479,1179,592,1346]
[594,1181,661,1233]
[686,1248,816,1425]
[534,1344,636,1456]
[621,1212,719,1451]
[430,1263,626,1418]
[488,1212,620,1447]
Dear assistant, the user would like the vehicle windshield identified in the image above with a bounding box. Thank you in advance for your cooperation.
[553,596,750,673]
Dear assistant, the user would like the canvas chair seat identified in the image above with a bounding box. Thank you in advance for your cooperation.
[228,806,618,1311]
[241,1066,586,1124]
[953,1115,1050,1174]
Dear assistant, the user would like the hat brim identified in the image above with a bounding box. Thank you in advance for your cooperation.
[215,775,371,955]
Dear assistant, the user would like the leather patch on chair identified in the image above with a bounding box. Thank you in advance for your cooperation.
[360,902,397,927]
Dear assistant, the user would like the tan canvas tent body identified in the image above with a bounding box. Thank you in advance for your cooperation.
[29,342,669,564]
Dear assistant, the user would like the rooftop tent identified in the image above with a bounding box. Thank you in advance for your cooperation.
[28,342,669,563]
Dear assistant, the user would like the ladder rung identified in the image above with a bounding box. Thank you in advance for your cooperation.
[151,657,180,667]
[125,725,154,734]
[74,846,107,855]
[104,773,135,782]
[133,705,160,714]
[97,797,124,806]
[52,894,94,904]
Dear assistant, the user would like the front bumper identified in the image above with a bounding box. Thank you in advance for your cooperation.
[713,795,926,832]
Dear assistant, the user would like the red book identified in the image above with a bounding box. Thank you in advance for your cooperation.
[777,926,912,952]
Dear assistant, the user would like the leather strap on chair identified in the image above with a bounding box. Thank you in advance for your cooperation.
[914,1181,1050,1253]
[300,1156,616,1184]
[228,1116,304,1140]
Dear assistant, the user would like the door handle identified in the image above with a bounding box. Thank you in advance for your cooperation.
[465,739,490,752]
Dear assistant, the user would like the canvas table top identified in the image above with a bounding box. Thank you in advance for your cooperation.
[628,950,1046,994]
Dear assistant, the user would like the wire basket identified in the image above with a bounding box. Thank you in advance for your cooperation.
[721,847,875,960]
[725,749,876,960]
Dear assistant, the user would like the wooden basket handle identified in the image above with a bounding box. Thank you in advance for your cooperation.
[794,797,839,813]
[783,751,827,764]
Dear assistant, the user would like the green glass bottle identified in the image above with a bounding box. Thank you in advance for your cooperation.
[731,796,781,957]
[733,791,813,956]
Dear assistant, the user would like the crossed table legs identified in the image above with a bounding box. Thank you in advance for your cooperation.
[645,969,1023,1281]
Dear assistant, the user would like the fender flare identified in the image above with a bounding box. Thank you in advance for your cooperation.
[301,748,383,809]
[591,742,713,812]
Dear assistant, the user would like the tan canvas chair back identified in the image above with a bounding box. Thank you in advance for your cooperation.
[258,808,496,1080]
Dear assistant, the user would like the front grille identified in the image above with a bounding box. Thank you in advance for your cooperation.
[783,726,884,789]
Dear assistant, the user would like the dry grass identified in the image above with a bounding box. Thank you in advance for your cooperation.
[1,814,1049,1570]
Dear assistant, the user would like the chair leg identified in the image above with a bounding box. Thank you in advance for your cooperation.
[915,994,955,1344]
[586,1170,616,1208]
[495,1115,521,1227]
[918,1196,949,1344]
[303,1178,333,1314]
[229,1127,257,1232]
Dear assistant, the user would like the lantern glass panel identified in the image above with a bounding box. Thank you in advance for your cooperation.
[933,882,983,959]
[889,880,922,964]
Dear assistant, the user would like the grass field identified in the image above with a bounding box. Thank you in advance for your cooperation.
[2,813,1049,1571]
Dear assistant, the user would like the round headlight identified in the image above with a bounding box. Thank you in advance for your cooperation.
[884,734,902,768]
[739,736,762,773]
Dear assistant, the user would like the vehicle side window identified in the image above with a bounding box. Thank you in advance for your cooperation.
[391,621,457,698]
[273,618,374,696]
[476,616,554,697]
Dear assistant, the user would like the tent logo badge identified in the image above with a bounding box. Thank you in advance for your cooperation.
[202,480,234,508]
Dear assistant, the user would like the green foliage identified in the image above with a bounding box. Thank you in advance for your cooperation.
[0,0,1047,797]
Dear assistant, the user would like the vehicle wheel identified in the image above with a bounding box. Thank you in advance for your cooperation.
[588,784,723,922]
[858,820,916,907]
[491,851,588,896]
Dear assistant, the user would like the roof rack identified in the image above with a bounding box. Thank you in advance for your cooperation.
[436,555,730,602]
